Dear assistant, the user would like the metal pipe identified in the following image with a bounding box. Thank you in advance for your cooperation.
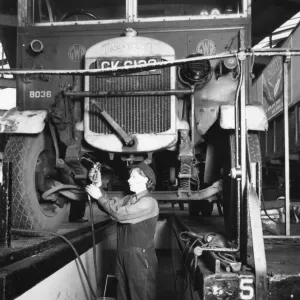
[234,56,243,250]
[1,49,300,76]
[235,59,242,169]
[265,126,268,156]
[253,48,300,53]
[0,52,236,76]
[190,87,195,146]
[295,105,299,146]
[240,59,248,263]
[65,89,193,97]
[0,161,12,248]
[273,119,276,153]
[240,65,247,206]
[90,100,134,147]
[105,183,221,200]
[283,57,291,236]
[264,236,300,239]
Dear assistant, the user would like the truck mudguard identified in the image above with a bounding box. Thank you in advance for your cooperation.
[219,104,268,131]
[0,108,47,134]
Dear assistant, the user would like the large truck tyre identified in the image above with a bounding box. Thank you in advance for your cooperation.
[3,132,69,232]
[222,132,262,240]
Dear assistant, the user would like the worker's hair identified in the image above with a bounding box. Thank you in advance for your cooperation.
[130,168,155,192]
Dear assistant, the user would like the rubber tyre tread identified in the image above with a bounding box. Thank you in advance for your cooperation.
[248,133,262,163]
[223,132,262,240]
[3,133,68,232]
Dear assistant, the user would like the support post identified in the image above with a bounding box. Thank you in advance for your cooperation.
[283,56,291,235]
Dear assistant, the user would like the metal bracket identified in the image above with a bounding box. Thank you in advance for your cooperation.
[230,167,242,179]
[65,145,87,180]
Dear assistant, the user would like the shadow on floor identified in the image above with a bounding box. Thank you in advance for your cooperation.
[156,249,178,300]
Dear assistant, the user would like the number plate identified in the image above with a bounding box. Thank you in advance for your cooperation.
[29,91,52,99]
[96,57,161,75]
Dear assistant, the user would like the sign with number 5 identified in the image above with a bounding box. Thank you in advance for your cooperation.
[239,277,254,300]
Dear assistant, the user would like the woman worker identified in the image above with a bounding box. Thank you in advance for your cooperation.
[85,162,159,300]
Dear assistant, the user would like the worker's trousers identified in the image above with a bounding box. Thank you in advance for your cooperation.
[116,247,158,300]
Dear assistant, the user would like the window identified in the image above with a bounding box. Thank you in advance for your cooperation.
[31,0,126,23]
[25,0,246,26]
[137,0,243,18]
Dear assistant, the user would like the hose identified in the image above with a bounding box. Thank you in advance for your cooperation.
[180,231,239,273]
[13,192,100,298]
[41,181,86,201]
[12,228,97,300]
[88,195,99,295]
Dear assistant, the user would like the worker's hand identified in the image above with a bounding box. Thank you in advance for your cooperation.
[88,167,102,188]
[85,184,102,200]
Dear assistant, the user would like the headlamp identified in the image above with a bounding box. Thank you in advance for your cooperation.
[179,53,212,86]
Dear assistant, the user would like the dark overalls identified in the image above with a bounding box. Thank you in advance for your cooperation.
[115,216,158,300]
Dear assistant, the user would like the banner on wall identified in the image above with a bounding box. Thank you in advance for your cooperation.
[262,45,292,120]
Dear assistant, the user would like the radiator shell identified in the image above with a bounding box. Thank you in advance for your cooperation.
[84,35,177,153]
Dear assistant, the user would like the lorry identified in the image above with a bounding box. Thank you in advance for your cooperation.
[1,0,300,299]
[0,0,268,233]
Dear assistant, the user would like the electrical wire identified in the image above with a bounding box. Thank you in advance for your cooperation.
[235,53,243,105]
[87,195,99,295]
[179,231,191,241]
[178,239,192,299]
[12,228,97,300]
[189,274,195,300]
[180,238,202,300]
[261,193,279,224]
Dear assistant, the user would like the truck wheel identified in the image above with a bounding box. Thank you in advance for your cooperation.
[222,133,236,239]
[3,132,69,232]
[188,200,214,216]
[222,132,262,240]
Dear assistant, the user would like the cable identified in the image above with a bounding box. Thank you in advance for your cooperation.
[12,228,97,300]
[261,193,279,224]
[88,195,99,295]
[179,231,191,242]
[189,274,194,300]
[177,239,192,299]
[235,53,243,103]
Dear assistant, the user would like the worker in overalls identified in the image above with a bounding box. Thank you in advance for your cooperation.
[85,162,159,300]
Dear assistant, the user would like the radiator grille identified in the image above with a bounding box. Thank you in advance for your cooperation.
[88,62,171,134]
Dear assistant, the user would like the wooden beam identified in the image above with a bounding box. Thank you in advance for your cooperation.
[0,13,17,27]
[0,78,16,88]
